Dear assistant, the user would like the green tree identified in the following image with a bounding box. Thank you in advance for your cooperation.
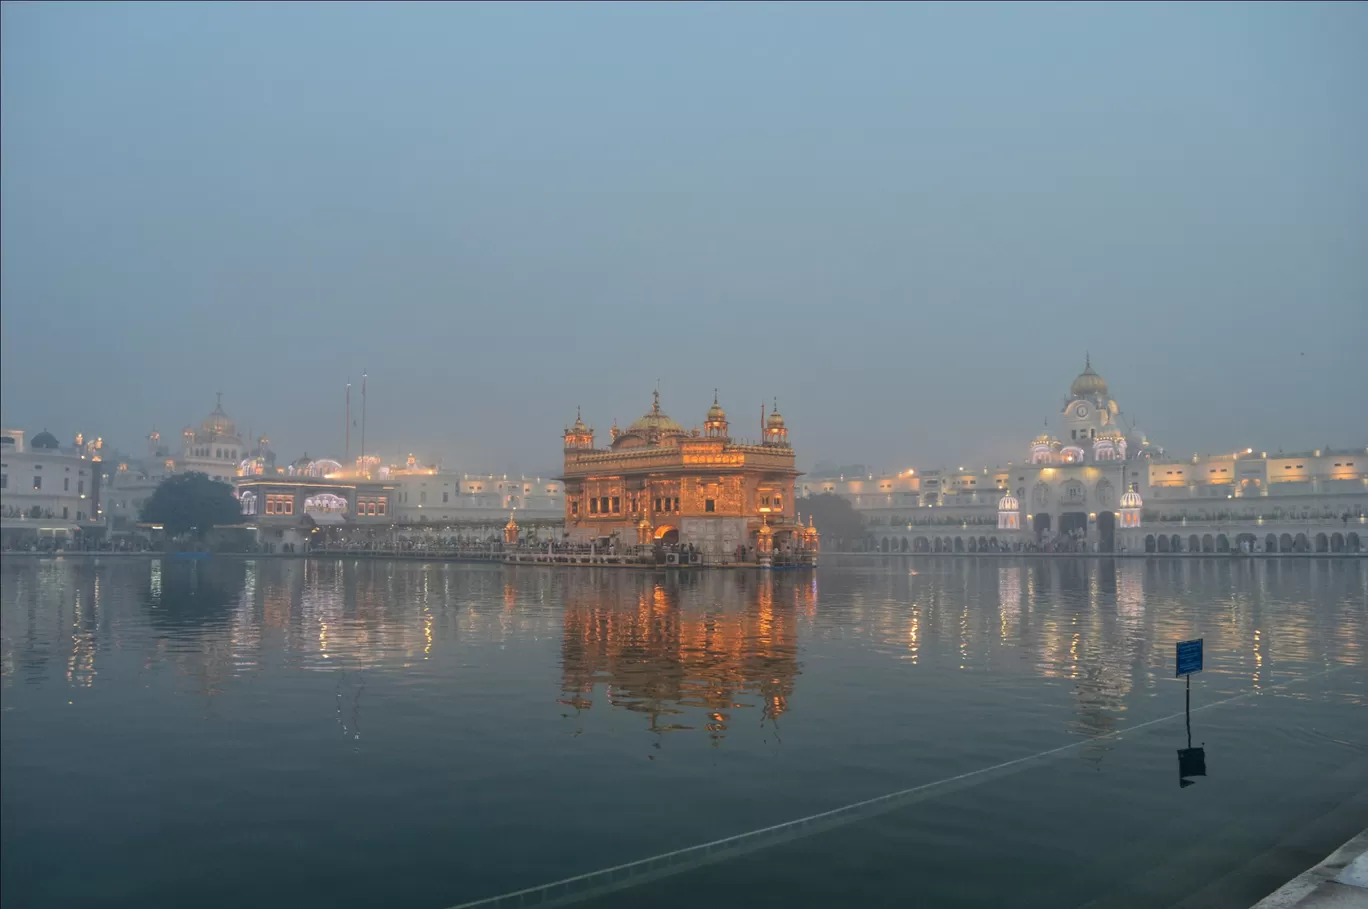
[798,493,868,551]
[140,472,241,539]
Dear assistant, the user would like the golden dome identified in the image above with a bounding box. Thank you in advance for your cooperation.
[1119,489,1143,509]
[626,390,684,436]
[998,493,1020,512]
[568,406,589,434]
[766,401,785,429]
[1033,431,1058,445]
[1070,355,1108,398]
[200,400,237,438]
[706,390,726,423]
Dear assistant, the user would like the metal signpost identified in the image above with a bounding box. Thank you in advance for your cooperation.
[1176,638,1205,787]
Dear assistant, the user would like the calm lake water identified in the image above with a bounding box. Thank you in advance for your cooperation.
[2,556,1365,909]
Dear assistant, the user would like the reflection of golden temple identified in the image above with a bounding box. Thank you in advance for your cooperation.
[559,575,802,741]
[558,390,806,560]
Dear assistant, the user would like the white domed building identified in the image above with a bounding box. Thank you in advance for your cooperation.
[180,395,244,482]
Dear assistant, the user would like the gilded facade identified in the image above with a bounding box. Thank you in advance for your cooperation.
[558,391,802,556]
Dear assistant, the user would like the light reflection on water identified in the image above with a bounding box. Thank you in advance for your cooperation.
[0,555,1365,909]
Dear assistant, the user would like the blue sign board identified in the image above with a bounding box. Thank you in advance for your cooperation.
[1176,638,1203,677]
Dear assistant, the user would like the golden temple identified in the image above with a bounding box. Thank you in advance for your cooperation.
[559,391,808,559]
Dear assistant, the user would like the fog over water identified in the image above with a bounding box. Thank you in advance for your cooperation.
[2,2,1365,472]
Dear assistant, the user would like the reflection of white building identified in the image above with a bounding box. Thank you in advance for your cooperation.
[808,358,1368,554]
[1,429,105,544]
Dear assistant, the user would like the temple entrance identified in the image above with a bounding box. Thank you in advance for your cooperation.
[1033,513,1052,540]
[654,525,679,545]
[1059,512,1088,542]
[1097,511,1116,553]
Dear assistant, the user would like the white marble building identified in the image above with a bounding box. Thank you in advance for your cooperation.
[178,395,244,482]
[805,358,1367,554]
[1,429,105,544]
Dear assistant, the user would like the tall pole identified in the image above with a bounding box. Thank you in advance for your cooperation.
[345,379,351,467]
[360,370,367,477]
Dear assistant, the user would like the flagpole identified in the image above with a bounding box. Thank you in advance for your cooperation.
[360,370,368,477]
[345,378,351,467]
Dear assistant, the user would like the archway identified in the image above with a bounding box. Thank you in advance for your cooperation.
[989,536,999,551]
[1145,534,1156,553]
[1279,533,1294,552]
[1059,512,1087,540]
[978,536,989,552]
[1189,534,1201,554]
[1201,534,1214,553]
[654,525,679,545]
[1294,533,1309,553]
[1236,533,1256,553]
[1315,533,1328,553]
[1097,512,1117,553]
[1266,533,1278,553]
[1349,532,1361,552]
[1033,513,1052,540]
[933,538,944,553]
[900,537,909,553]
[881,537,890,553]
[954,537,965,553]
[1157,535,1171,553]
[1331,532,1344,553]
[1170,534,1182,553]
[968,537,978,553]
[915,536,929,553]
[1216,534,1230,553]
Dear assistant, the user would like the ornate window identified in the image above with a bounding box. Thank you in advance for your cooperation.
[303,493,348,514]
[240,491,258,515]
[1063,480,1085,503]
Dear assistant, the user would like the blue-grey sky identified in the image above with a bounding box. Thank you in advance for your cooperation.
[3,1,1365,474]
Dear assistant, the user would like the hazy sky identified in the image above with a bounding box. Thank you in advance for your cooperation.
[3,1,1365,475]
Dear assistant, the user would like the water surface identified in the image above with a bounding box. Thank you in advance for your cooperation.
[2,556,1365,909]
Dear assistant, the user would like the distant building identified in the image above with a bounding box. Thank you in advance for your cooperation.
[806,358,1367,554]
[383,458,564,524]
[178,395,243,482]
[1,428,104,545]
[234,475,396,552]
[558,391,803,557]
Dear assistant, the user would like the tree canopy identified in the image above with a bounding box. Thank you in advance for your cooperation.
[139,472,241,539]
[798,493,867,550]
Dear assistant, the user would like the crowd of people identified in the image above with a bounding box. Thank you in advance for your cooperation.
[1,536,157,554]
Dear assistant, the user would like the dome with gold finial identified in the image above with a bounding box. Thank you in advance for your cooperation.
[564,406,595,449]
[766,403,785,430]
[1069,355,1109,399]
[626,390,684,436]
[707,391,726,424]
